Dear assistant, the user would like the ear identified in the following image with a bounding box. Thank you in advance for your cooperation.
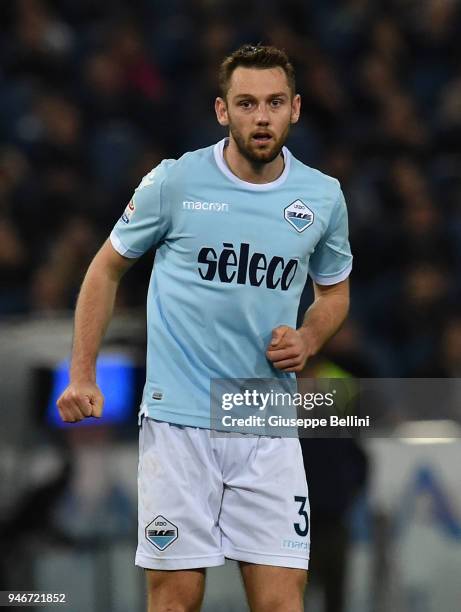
[215,97,229,126]
[290,93,301,124]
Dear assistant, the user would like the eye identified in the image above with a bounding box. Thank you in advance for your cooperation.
[238,100,252,109]
[271,98,284,108]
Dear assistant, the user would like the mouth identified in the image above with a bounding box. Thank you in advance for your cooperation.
[251,131,273,145]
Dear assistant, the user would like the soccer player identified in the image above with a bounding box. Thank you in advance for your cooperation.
[57,45,352,612]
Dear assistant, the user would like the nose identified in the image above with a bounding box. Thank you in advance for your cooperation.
[255,103,270,125]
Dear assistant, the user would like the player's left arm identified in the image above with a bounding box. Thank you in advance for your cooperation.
[266,278,349,372]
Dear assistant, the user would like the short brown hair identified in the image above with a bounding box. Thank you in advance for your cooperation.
[218,44,296,99]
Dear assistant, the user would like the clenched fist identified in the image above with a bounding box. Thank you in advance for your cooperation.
[57,382,104,423]
[266,325,315,373]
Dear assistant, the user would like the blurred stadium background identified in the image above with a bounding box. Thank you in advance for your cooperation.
[0,1,460,611]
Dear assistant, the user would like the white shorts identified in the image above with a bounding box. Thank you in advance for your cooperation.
[136,418,310,571]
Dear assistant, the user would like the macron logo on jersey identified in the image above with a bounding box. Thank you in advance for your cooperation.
[183,200,229,213]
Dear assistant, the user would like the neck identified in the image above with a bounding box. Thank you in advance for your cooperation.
[223,137,285,184]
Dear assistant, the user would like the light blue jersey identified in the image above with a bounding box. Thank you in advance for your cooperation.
[110,138,352,428]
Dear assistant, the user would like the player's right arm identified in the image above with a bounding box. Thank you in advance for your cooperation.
[57,239,138,423]
[57,160,172,422]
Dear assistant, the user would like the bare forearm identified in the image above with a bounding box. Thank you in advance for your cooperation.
[299,284,350,357]
[266,281,350,372]
[70,264,119,382]
[58,240,135,423]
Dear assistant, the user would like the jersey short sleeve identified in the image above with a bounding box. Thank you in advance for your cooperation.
[308,188,353,285]
[110,160,172,258]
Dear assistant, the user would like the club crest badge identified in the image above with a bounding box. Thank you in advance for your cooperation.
[146,515,178,551]
[284,200,314,233]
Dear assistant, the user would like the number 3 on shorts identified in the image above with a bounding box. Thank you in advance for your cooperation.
[294,495,309,537]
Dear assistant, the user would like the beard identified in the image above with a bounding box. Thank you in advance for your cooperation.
[228,120,291,166]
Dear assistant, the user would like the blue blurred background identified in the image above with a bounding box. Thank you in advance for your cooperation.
[0,1,460,611]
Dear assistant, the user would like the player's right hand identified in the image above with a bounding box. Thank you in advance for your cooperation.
[57,382,104,423]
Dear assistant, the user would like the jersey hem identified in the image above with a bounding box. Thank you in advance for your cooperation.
[143,407,216,430]
[143,408,291,436]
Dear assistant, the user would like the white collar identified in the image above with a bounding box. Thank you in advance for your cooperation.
[213,138,291,191]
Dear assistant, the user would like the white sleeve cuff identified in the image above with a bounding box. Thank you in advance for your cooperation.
[110,231,143,259]
[309,261,352,286]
